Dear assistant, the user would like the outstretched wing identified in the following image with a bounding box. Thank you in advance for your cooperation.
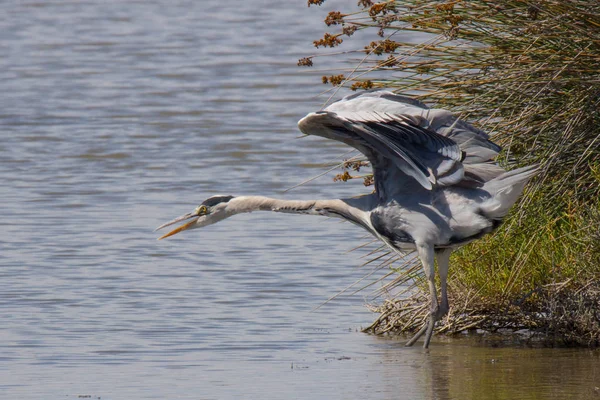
[298,91,503,198]
[298,91,504,196]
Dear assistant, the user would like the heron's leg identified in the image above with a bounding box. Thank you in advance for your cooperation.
[405,244,437,348]
[435,249,452,319]
[405,322,428,347]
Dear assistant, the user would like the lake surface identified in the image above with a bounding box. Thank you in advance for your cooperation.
[1,1,599,399]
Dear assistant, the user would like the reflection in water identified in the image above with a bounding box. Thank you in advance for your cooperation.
[376,336,600,400]
[1,0,599,399]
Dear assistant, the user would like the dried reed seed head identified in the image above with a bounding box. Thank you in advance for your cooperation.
[369,2,397,19]
[297,57,313,67]
[313,32,343,48]
[350,80,374,91]
[333,171,353,182]
[363,175,374,187]
[357,0,373,8]
[343,160,370,171]
[307,0,325,7]
[365,39,400,55]
[342,25,357,36]
[325,11,345,26]
[324,74,345,86]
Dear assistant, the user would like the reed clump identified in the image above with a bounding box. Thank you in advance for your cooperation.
[303,1,600,346]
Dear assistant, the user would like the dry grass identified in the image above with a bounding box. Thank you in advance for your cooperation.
[366,278,600,347]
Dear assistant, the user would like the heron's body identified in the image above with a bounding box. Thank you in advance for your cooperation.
[156,91,537,348]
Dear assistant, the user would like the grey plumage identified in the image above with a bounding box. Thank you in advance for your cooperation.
[201,195,234,207]
[156,90,537,349]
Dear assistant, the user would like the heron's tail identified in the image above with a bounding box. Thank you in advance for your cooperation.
[479,165,539,219]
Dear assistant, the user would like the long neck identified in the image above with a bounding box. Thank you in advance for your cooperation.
[226,195,376,232]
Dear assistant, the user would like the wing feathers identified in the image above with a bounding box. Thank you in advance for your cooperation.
[334,110,464,189]
[298,91,505,194]
[343,120,434,190]
[335,110,461,162]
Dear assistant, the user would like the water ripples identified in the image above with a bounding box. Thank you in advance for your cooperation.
[1,1,599,399]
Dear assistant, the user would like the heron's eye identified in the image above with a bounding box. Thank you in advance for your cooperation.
[197,205,208,215]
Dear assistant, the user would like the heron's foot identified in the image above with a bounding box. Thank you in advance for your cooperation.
[422,313,437,348]
[405,322,428,347]
[405,308,447,348]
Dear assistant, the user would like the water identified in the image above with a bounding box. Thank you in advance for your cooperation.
[1,1,599,399]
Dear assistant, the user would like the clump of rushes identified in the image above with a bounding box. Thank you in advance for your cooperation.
[303,1,600,346]
[313,32,343,48]
[325,11,345,26]
[322,74,346,86]
[334,160,375,186]
[297,57,313,67]
[365,39,400,55]
[350,80,374,91]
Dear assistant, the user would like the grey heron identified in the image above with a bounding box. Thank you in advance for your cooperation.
[155,91,537,348]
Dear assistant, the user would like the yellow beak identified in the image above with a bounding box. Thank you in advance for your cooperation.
[155,212,199,240]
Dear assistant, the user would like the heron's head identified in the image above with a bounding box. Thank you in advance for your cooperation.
[155,195,235,240]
